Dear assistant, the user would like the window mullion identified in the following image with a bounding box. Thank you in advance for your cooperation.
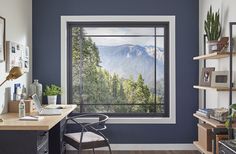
[79,27,84,113]
[154,27,157,113]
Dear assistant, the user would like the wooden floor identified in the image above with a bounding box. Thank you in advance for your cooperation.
[66,150,200,154]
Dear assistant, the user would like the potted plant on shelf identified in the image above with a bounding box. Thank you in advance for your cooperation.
[225,104,236,138]
[204,5,221,53]
[43,84,62,105]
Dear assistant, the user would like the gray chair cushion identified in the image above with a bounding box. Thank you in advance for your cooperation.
[65,132,105,143]
[64,131,108,150]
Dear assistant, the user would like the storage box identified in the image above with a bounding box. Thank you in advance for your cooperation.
[8,100,35,113]
[198,123,213,152]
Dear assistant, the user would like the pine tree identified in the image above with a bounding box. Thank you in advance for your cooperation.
[112,74,119,98]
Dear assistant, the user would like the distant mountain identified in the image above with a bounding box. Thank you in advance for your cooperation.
[97,44,164,88]
[145,46,164,61]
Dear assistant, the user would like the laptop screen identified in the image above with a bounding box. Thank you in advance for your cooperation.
[32,94,43,112]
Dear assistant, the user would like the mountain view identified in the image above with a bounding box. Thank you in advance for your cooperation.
[98,44,164,88]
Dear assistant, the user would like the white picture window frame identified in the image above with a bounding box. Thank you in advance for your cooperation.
[61,16,176,124]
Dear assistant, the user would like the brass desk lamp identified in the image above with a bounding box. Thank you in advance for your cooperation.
[0,67,24,87]
[0,67,23,122]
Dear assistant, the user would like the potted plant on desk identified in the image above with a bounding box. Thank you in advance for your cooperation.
[43,84,62,105]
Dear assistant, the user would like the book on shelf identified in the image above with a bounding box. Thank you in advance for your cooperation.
[210,115,227,123]
[198,108,214,114]
[196,108,228,122]
[197,108,214,118]
[196,111,210,118]
[210,108,228,123]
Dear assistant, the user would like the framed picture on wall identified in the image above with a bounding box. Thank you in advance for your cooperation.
[6,41,26,72]
[0,16,5,62]
[22,46,29,72]
[200,67,215,87]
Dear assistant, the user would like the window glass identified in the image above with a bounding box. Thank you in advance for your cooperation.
[70,24,168,116]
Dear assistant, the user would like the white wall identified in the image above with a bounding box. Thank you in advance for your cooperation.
[199,0,236,108]
[0,0,32,114]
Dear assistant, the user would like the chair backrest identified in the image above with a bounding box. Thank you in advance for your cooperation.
[65,113,109,133]
[97,114,109,130]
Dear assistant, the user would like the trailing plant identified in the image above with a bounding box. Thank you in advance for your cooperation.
[204,6,221,41]
[43,84,62,96]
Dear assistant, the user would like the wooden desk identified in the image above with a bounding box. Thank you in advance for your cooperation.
[0,105,76,154]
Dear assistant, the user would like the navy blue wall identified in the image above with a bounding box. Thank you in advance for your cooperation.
[33,0,199,143]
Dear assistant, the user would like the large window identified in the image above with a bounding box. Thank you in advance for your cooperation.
[68,22,169,117]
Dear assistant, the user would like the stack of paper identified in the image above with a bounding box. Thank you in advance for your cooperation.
[19,116,44,121]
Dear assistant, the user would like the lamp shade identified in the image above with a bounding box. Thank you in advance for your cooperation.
[0,67,24,87]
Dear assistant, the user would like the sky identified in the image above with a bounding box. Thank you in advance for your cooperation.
[83,27,164,48]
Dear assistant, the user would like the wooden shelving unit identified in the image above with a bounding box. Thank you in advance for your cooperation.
[193,113,225,128]
[194,113,236,129]
[193,141,213,154]
[193,85,236,91]
[193,25,236,154]
[193,51,236,60]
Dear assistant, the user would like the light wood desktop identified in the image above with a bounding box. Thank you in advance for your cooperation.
[0,104,77,154]
[0,104,76,130]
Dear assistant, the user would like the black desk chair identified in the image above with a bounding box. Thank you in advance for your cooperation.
[64,114,112,154]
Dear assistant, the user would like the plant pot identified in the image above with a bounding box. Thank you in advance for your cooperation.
[47,95,57,105]
[207,40,219,53]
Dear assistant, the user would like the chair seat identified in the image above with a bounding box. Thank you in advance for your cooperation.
[64,132,108,150]
[65,132,105,143]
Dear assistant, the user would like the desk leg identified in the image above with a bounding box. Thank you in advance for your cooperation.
[49,117,66,154]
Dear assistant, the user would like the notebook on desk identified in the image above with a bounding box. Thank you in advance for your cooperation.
[32,94,62,116]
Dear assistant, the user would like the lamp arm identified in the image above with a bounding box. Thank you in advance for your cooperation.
[0,79,7,87]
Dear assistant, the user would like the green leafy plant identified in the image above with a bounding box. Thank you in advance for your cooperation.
[225,104,236,128]
[204,6,221,41]
[43,84,62,96]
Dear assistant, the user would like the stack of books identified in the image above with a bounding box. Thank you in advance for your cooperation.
[196,108,228,123]
[210,108,228,123]
[196,108,214,118]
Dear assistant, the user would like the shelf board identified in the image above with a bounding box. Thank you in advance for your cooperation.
[193,141,212,154]
[193,51,236,60]
[193,113,225,128]
[193,85,236,91]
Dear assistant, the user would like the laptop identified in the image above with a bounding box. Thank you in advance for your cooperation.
[32,94,62,116]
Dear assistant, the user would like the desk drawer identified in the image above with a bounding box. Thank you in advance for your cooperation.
[37,131,48,147]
